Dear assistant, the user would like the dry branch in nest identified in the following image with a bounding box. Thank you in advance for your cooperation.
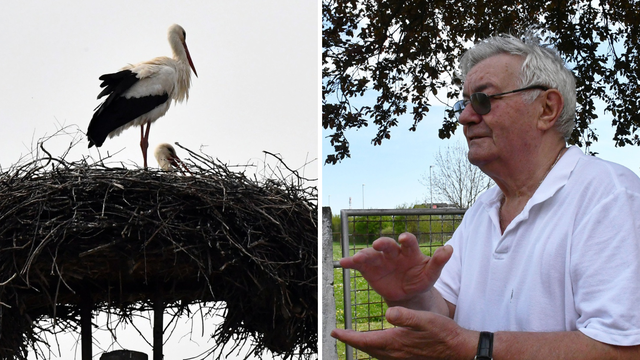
[0,141,318,360]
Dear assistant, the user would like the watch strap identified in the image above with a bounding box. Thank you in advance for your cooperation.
[474,331,493,360]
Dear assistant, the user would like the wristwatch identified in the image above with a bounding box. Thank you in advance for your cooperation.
[474,331,493,360]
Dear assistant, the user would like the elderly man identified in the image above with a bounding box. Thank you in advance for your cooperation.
[331,33,640,359]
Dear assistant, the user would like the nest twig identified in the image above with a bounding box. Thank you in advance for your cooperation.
[0,136,318,360]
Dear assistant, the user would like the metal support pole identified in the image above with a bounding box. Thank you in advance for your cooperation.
[153,292,164,360]
[81,292,92,360]
[340,210,354,360]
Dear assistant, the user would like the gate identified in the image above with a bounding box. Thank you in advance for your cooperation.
[335,208,465,360]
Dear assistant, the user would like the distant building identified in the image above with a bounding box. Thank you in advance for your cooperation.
[419,202,461,210]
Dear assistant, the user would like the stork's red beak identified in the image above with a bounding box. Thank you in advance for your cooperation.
[168,154,192,175]
[183,41,198,77]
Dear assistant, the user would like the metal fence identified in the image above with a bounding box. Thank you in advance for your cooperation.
[334,208,465,360]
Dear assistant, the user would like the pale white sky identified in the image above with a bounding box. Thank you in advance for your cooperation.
[0,1,318,180]
[0,1,318,359]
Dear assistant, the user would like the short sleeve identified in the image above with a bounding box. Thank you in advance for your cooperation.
[434,224,464,307]
[571,188,640,346]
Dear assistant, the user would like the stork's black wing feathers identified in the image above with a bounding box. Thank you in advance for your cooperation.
[87,95,169,148]
[94,70,139,115]
[97,70,138,98]
[87,69,169,148]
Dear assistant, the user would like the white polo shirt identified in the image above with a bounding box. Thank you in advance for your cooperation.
[434,146,640,346]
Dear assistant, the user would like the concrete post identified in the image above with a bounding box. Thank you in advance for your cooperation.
[322,206,338,360]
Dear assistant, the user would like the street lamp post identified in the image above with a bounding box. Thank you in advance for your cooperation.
[430,165,434,207]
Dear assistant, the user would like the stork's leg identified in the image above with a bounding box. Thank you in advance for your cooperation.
[140,122,151,169]
[140,125,146,168]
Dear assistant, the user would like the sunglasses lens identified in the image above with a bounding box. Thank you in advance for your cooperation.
[453,93,491,121]
[470,93,491,115]
[453,100,466,119]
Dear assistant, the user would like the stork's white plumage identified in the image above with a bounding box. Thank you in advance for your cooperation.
[154,143,189,174]
[87,24,198,169]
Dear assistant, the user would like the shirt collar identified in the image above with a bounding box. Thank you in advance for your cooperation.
[479,145,583,231]
[529,145,581,206]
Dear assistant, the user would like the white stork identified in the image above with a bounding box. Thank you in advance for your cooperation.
[87,24,198,169]
[154,143,190,174]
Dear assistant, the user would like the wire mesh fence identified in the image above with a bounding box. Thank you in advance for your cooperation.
[333,208,466,360]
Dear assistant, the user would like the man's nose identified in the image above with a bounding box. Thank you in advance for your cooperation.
[457,104,481,125]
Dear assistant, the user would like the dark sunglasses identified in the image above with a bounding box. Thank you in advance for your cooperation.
[453,85,549,121]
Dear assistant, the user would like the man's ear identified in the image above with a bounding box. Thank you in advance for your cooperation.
[538,89,564,131]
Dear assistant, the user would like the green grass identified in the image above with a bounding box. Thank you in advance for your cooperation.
[332,240,444,359]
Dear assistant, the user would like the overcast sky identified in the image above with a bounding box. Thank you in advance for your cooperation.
[0,1,318,181]
[0,1,318,359]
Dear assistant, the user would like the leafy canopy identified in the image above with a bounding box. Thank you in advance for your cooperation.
[322,0,640,164]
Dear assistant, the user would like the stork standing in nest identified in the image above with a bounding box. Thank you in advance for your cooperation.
[87,24,198,169]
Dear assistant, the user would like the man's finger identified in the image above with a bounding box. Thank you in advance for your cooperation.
[330,328,390,350]
[340,247,383,270]
[398,232,422,258]
[429,245,453,274]
[371,236,402,256]
[385,306,427,330]
[386,306,451,333]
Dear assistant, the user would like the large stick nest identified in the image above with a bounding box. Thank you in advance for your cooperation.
[0,142,317,359]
